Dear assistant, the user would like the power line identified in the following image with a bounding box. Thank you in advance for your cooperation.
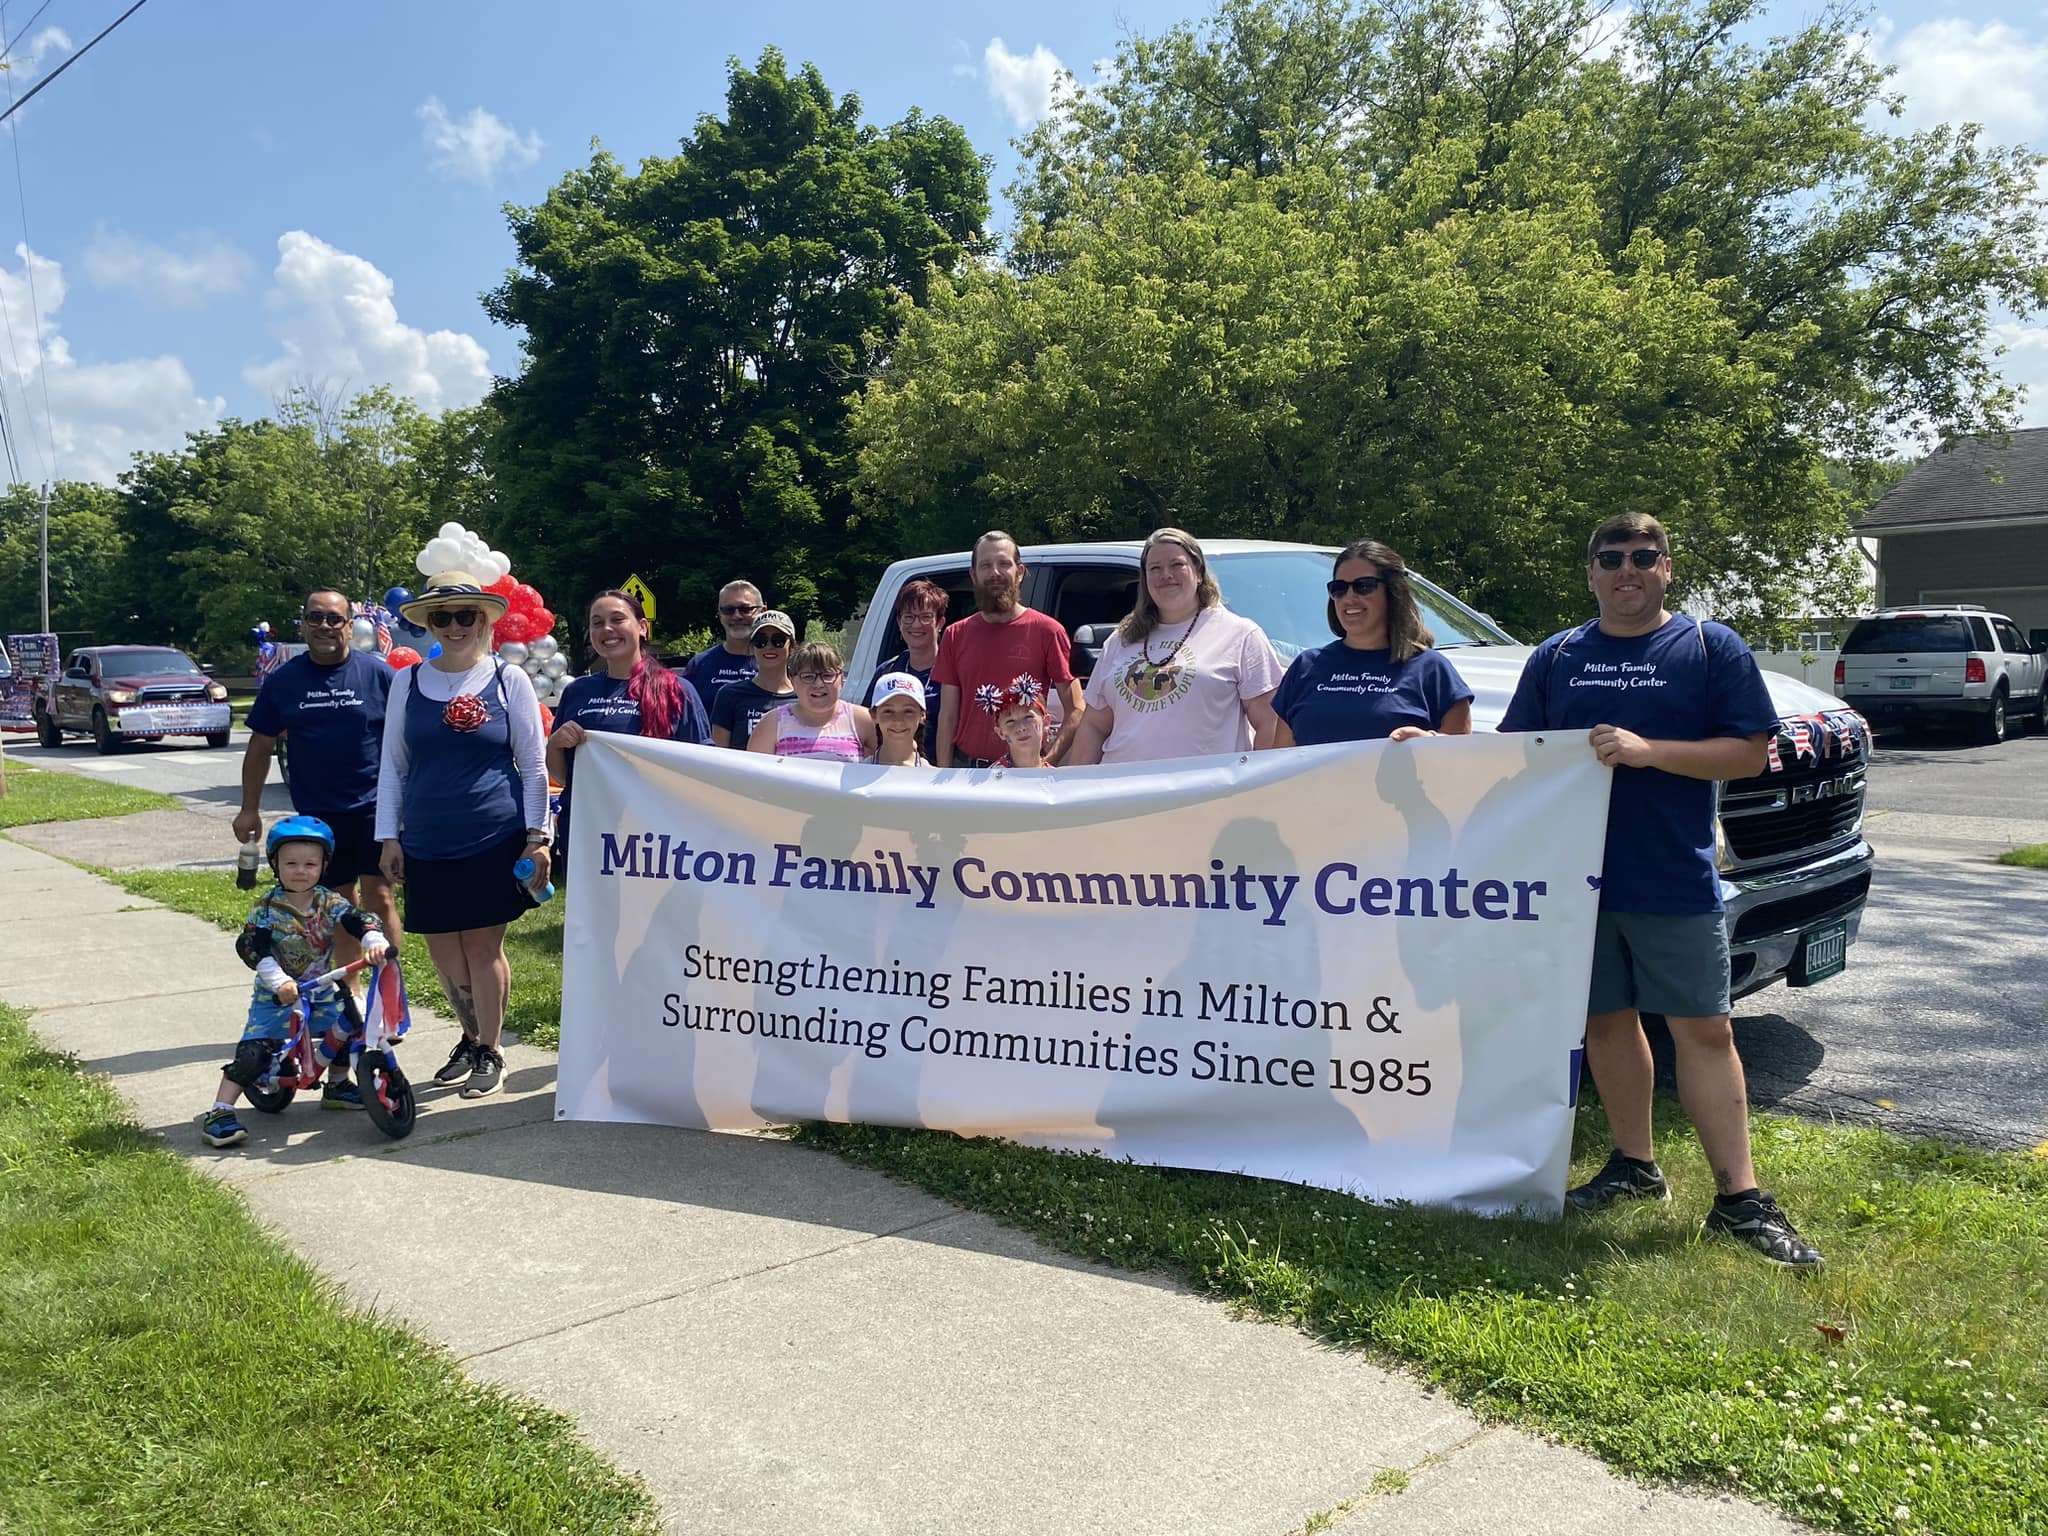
[0,0,149,130]
[0,1,60,64]
[0,0,56,483]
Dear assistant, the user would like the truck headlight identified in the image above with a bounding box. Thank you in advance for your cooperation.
[206,682,228,701]
[1715,818,1734,872]
[104,688,136,705]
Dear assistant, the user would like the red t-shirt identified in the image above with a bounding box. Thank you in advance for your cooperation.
[933,608,1075,762]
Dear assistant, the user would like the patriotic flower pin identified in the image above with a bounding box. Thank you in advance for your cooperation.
[443,694,489,733]
[975,683,1004,715]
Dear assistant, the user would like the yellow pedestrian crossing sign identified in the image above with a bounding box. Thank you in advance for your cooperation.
[620,574,658,622]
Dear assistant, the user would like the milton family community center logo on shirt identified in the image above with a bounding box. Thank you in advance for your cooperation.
[1114,655,1195,713]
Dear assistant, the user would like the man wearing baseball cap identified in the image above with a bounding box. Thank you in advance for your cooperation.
[709,609,798,748]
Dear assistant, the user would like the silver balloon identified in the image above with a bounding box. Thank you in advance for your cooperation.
[523,654,545,673]
[541,655,569,679]
[529,635,560,661]
[529,675,555,702]
[497,640,530,666]
[349,616,377,652]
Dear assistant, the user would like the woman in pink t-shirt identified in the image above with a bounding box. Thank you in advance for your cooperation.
[747,641,877,762]
[1066,528,1284,765]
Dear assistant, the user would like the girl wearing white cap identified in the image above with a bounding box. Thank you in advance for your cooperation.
[869,671,933,767]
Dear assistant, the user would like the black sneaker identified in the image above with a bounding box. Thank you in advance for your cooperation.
[1565,1149,1671,1212]
[461,1045,504,1099]
[1703,1190,1823,1269]
[434,1035,478,1085]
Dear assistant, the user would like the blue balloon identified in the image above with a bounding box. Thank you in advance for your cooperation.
[384,586,414,614]
[427,642,443,660]
[396,618,429,640]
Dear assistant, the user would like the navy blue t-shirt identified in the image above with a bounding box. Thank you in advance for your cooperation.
[684,644,756,719]
[1273,644,1474,745]
[1499,617,1779,913]
[863,650,941,760]
[552,670,708,857]
[710,677,795,748]
[246,651,392,816]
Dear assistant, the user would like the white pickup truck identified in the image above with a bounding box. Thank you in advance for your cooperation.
[846,540,1874,1001]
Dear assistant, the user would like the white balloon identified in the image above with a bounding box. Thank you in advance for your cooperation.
[497,641,529,666]
[542,655,569,679]
[528,635,559,660]
[439,521,465,539]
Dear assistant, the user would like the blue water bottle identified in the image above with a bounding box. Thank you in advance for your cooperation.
[513,856,555,905]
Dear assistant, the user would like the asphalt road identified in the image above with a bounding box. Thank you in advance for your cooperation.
[10,720,2046,1152]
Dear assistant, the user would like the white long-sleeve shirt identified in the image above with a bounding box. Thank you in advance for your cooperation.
[374,658,550,844]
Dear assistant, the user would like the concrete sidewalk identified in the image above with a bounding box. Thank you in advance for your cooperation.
[0,831,1806,1536]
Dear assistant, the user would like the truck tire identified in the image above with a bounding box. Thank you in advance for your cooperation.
[1979,687,2007,746]
[205,731,230,748]
[91,708,120,755]
[34,706,60,748]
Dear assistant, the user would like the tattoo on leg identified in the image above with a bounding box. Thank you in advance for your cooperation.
[452,985,480,1039]
[1714,1165,1738,1195]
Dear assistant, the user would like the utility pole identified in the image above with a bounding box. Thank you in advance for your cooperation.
[38,479,50,631]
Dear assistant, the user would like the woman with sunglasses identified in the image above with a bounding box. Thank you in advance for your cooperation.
[1270,540,1473,747]
[375,571,551,1099]
[709,610,798,748]
[546,589,710,881]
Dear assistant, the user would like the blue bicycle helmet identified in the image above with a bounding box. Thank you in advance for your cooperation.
[266,815,336,869]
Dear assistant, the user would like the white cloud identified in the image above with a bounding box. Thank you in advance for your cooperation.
[1991,321,2048,429]
[0,245,224,485]
[417,97,542,186]
[1877,18,2048,144]
[81,230,253,309]
[243,231,491,413]
[984,38,1067,129]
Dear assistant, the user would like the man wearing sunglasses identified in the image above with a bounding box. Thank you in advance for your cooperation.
[235,587,402,977]
[683,579,764,719]
[1500,514,1819,1268]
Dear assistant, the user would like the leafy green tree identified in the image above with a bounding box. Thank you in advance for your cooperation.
[0,483,133,641]
[866,0,2044,641]
[484,48,988,628]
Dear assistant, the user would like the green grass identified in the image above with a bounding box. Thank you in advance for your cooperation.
[1995,844,2048,869]
[792,1112,2048,1535]
[101,862,2048,1532]
[0,1003,657,1535]
[99,866,567,1049]
[0,766,177,828]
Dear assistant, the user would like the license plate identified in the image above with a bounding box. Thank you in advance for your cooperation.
[118,704,229,734]
[1790,918,1849,987]
[1889,676,1914,689]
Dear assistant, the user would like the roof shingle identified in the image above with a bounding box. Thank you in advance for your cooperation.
[1855,428,2048,532]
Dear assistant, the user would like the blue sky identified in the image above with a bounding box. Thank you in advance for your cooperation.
[0,0,2042,486]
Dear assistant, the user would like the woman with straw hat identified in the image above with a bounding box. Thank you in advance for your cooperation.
[374,570,550,1099]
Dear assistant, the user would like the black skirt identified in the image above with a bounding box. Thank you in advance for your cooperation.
[402,829,534,934]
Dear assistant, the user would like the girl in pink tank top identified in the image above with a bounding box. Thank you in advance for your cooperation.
[747,641,877,762]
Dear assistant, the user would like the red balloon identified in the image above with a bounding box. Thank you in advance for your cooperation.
[494,613,532,645]
[512,582,543,613]
[487,574,518,597]
[532,608,555,638]
[386,646,423,669]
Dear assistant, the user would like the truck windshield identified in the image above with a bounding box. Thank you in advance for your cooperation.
[1208,549,1516,662]
[99,651,202,676]
[1842,618,1972,654]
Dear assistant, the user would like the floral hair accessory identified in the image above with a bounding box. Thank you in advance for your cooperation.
[996,685,1047,718]
[1008,674,1043,705]
[974,682,1003,715]
[443,693,489,733]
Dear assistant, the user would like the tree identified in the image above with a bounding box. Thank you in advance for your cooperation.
[0,483,132,641]
[864,0,2045,640]
[484,48,988,628]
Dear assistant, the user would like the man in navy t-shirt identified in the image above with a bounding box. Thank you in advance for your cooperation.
[1500,513,1819,1268]
[682,578,761,718]
[235,587,399,953]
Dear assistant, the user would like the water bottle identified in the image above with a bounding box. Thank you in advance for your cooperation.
[236,836,262,891]
[513,855,555,905]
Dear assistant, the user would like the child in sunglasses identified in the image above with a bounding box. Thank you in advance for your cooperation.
[1269,539,1474,747]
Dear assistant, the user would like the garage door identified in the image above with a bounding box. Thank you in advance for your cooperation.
[1919,587,2048,637]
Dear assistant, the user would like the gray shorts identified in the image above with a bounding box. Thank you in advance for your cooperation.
[1587,910,1731,1019]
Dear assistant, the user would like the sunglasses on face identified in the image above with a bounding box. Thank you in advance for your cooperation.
[301,612,349,627]
[720,603,760,617]
[752,635,790,650]
[427,608,482,629]
[1594,548,1665,571]
[1327,577,1385,598]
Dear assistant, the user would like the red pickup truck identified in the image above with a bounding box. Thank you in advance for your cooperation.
[34,645,233,753]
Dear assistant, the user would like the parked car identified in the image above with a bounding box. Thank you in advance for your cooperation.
[847,541,1874,1002]
[1834,606,2048,744]
[34,645,233,754]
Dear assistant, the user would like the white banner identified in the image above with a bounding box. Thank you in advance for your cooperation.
[557,734,1611,1214]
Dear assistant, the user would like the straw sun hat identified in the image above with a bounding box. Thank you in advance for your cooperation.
[398,570,510,627]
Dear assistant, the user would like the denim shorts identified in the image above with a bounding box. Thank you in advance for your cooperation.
[240,983,348,1043]
[1587,910,1732,1019]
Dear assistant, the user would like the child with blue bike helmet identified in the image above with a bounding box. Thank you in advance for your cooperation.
[198,815,390,1147]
